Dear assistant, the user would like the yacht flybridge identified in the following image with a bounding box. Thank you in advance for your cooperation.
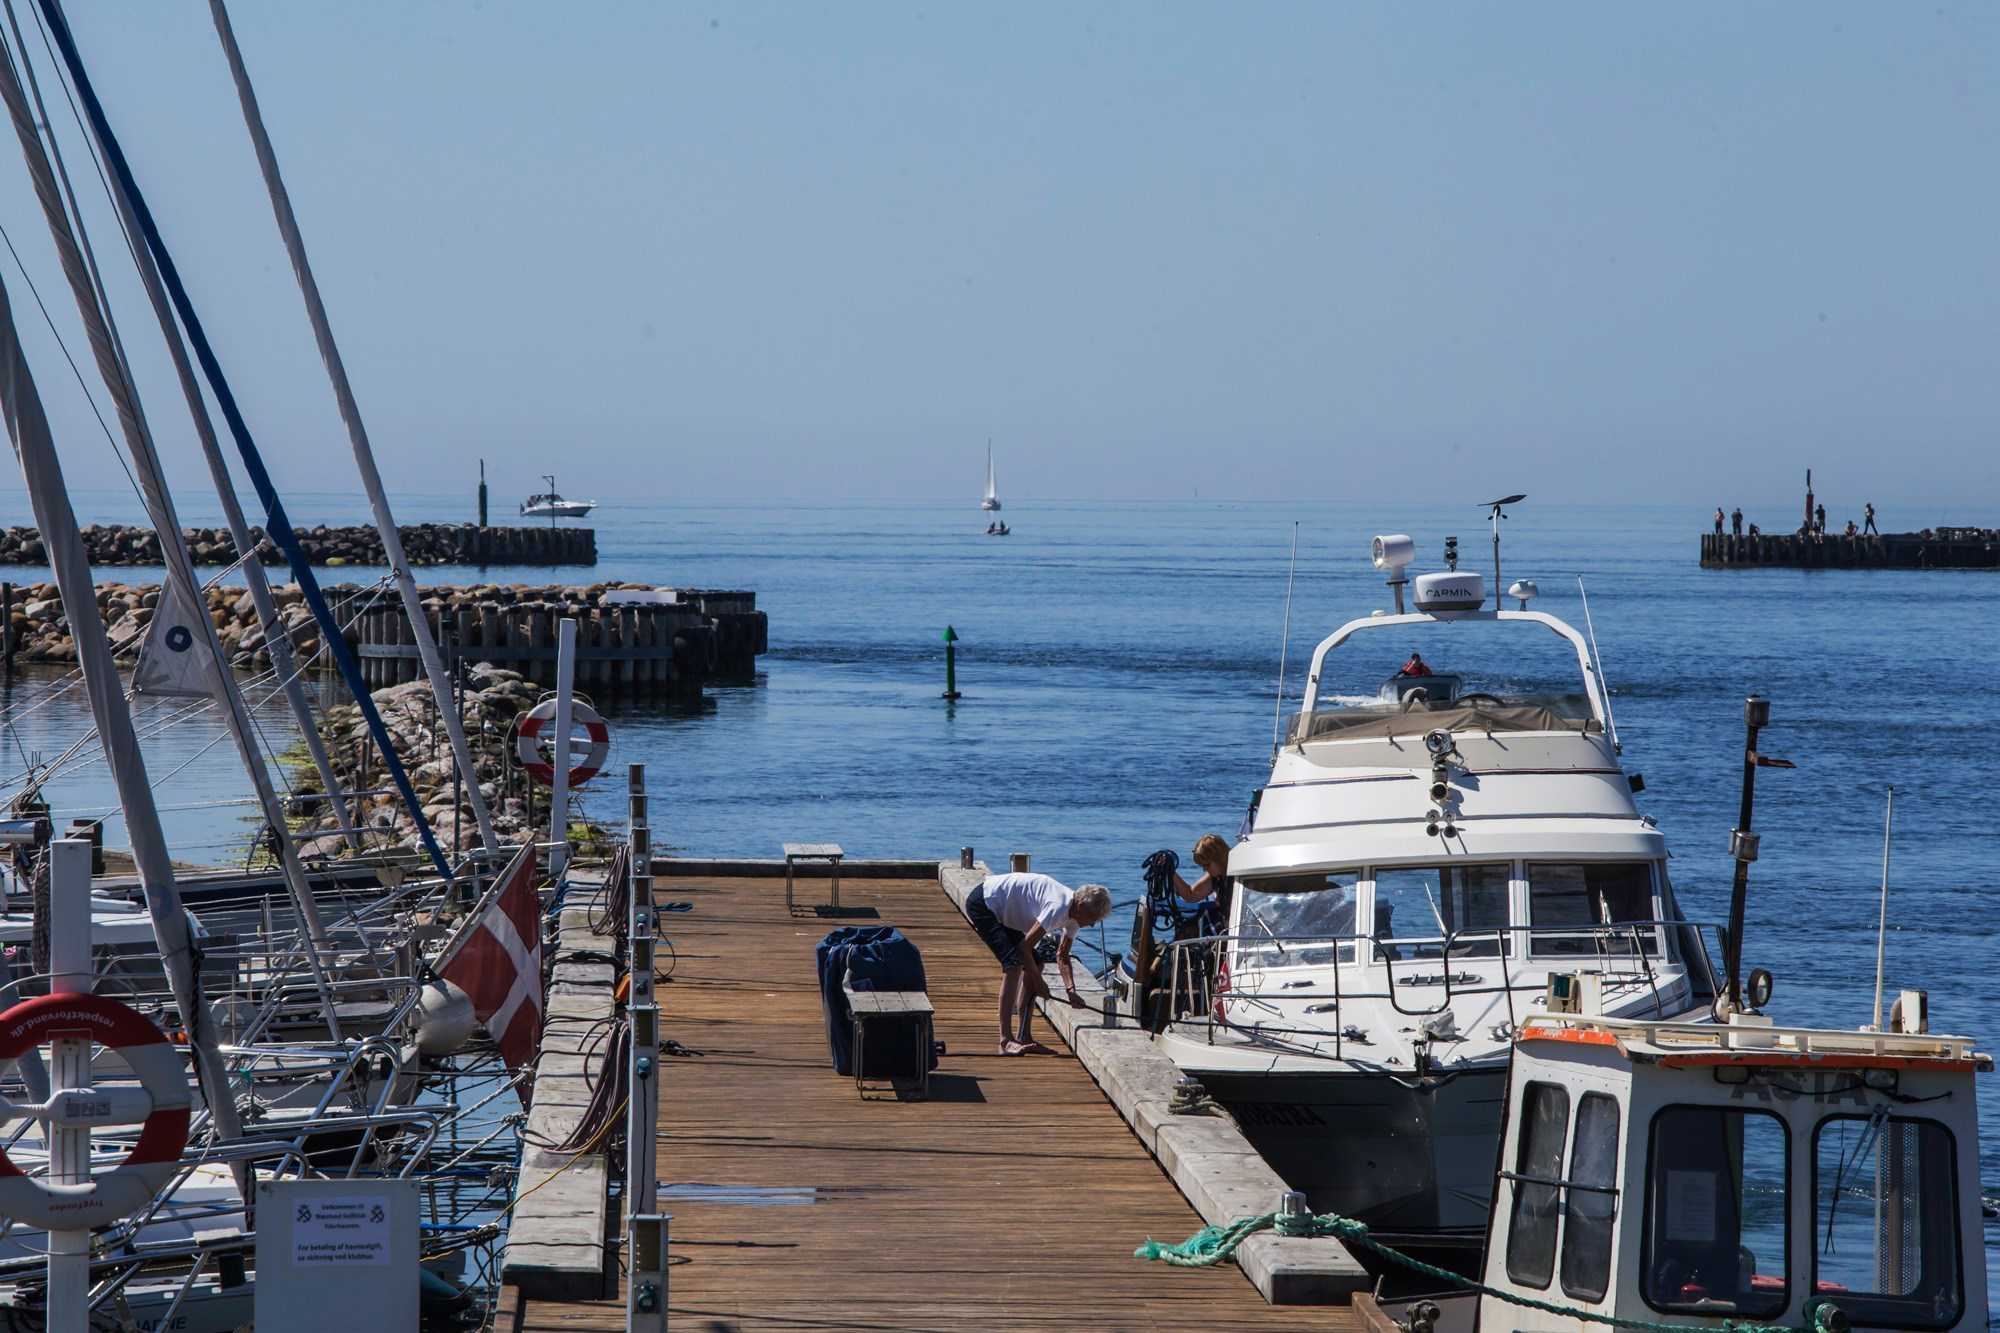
[1117,527,1719,1247]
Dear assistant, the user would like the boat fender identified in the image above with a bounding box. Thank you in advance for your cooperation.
[414,979,478,1057]
[0,992,191,1230]
[515,698,610,786]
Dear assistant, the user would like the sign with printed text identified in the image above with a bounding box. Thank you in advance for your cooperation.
[291,1192,393,1266]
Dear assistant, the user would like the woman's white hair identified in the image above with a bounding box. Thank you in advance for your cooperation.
[1072,883,1113,922]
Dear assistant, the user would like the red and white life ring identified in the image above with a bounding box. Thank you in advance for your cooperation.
[0,992,192,1230]
[515,698,610,787]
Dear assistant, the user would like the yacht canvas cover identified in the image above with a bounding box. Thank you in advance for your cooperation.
[815,927,931,1075]
[1291,701,1600,744]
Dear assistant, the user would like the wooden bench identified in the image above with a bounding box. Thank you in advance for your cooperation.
[782,841,844,912]
[841,978,935,1100]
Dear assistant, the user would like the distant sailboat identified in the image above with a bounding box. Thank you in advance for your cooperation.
[980,442,1001,512]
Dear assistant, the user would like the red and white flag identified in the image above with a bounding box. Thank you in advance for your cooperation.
[439,845,543,1068]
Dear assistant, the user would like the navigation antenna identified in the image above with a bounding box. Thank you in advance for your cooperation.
[1575,577,1620,754]
[1483,494,1526,610]
[1870,786,1896,1032]
[1271,522,1300,752]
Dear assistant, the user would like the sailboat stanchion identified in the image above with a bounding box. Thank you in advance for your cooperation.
[549,618,579,880]
[45,838,90,1333]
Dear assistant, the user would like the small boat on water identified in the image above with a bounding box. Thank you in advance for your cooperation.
[1116,525,1718,1255]
[980,442,1002,512]
[519,473,595,519]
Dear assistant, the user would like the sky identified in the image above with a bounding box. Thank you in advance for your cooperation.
[0,2,1993,509]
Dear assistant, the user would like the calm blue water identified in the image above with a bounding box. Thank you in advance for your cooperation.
[3,491,1997,1304]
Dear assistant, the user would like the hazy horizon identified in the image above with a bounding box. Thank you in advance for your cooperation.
[0,3,1992,511]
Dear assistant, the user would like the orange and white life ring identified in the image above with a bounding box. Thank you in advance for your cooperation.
[515,698,610,787]
[0,992,192,1230]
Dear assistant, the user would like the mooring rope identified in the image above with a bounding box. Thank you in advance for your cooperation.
[1135,1208,1843,1333]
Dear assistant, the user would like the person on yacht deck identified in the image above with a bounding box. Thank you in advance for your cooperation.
[1171,833,1234,919]
[965,873,1112,1055]
[1399,650,1433,677]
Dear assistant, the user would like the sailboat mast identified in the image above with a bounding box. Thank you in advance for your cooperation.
[207,0,500,857]
[0,262,248,1167]
[0,41,344,1039]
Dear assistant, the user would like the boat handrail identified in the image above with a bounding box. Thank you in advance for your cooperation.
[1517,1011,1987,1064]
[1151,920,1719,1059]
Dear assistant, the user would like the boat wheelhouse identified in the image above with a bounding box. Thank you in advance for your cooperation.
[1360,1001,1990,1332]
[1123,545,1718,1245]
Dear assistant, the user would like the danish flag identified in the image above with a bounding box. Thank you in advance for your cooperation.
[439,845,544,1069]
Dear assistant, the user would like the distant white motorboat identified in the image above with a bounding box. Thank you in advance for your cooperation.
[520,473,595,519]
[980,443,1001,512]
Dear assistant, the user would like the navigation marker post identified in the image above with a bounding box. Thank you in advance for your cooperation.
[942,625,961,700]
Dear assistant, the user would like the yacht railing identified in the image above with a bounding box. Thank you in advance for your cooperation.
[1149,920,1723,1059]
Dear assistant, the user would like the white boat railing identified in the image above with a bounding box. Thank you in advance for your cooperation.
[1147,919,1723,1059]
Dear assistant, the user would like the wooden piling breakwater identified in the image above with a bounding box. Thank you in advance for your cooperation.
[1701,528,2000,569]
[333,583,767,697]
[0,579,765,699]
[0,521,595,567]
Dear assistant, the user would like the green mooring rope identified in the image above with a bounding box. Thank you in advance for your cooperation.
[1135,1209,1842,1333]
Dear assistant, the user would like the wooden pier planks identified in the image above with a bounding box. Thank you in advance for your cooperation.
[497,872,1357,1332]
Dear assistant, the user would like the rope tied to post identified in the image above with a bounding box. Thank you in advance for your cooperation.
[1135,1207,1845,1333]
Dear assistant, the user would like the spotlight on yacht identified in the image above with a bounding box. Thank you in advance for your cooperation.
[1423,728,1454,757]
[1372,534,1415,613]
[1507,579,1538,609]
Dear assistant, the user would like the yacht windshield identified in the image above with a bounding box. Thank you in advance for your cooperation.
[1234,872,1359,967]
[1528,861,1658,957]
[1371,864,1510,958]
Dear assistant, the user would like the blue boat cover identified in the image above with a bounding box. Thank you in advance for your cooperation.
[816,927,930,1075]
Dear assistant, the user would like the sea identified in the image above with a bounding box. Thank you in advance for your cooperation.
[3,490,1997,1306]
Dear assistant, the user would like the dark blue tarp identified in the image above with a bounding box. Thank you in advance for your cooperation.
[816,927,930,1075]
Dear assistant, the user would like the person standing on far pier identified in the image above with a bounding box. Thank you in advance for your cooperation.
[1814,502,1827,535]
[1730,507,1743,537]
[965,872,1112,1055]
[1864,502,1878,536]
[1713,507,1725,536]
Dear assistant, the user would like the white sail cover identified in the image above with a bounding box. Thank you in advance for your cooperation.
[131,578,216,697]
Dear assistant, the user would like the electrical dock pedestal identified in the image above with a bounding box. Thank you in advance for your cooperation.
[497,838,1370,1331]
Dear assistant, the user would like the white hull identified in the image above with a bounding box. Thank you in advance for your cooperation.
[519,500,595,518]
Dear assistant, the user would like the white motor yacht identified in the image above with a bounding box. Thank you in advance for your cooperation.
[519,473,595,519]
[1120,533,1719,1249]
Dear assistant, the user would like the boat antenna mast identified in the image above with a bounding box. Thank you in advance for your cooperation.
[1869,785,1895,1031]
[1270,522,1299,752]
[1483,493,1526,610]
[1721,695,1794,1016]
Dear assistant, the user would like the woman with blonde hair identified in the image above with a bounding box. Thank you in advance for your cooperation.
[1173,833,1233,917]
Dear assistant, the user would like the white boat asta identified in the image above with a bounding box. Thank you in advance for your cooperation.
[519,473,595,519]
[980,441,1001,512]
[1360,996,1989,1332]
[1117,524,1719,1247]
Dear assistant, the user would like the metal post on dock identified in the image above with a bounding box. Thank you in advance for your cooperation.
[625,763,668,1331]
[47,838,90,1333]
[548,617,578,880]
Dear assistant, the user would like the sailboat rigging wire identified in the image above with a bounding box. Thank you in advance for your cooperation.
[0,216,133,492]
[1574,577,1619,751]
[1270,522,1299,751]
[34,0,456,880]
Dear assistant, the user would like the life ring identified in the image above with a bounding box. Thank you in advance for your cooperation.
[0,992,192,1230]
[515,698,610,787]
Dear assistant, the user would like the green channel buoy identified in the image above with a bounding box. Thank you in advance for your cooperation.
[942,625,961,700]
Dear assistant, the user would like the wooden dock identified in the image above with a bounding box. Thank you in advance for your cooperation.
[498,869,1362,1332]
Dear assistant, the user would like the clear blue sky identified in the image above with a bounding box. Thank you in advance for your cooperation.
[1,2,1994,508]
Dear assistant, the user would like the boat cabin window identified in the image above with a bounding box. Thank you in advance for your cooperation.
[1813,1116,1961,1329]
[1560,1093,1621,1302]
[1528,861,1657,957]
[1370,864,1510,959]
[1643,1106,1788,1318]
[1234,872,1358,968]
[1505,1081,1569,1289]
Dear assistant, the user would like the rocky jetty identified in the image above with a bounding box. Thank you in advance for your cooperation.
[289,666,551,859]
[0,522,595,567]
[0,582,765,694]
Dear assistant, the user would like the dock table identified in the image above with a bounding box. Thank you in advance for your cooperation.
[782,841,844,912]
